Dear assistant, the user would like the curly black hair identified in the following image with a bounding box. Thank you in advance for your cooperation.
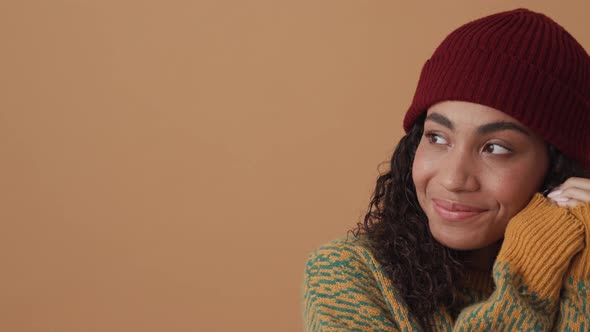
[353,116,590,329]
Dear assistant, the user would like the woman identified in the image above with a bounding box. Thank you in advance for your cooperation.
[303,8,590,331]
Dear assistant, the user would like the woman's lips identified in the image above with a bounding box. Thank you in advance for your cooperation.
[432,198,487,221]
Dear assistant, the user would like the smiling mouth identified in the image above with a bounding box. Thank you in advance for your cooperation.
[432,199,487,221]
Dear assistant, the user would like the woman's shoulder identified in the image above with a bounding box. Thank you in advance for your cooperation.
[304,234,383,280]
[302,234,407,329]
[306,234,373,263]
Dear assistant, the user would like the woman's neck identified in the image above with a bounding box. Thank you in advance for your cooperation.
[461,240,502,272]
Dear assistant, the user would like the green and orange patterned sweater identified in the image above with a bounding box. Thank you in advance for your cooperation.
[302,194,590,331]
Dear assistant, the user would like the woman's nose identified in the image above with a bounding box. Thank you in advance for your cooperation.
[438,149,480,193]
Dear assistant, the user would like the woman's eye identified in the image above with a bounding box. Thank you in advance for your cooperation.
[426,133,447,145]
[483,143,511,154]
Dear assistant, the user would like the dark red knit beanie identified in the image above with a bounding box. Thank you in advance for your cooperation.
[403,8,590,168]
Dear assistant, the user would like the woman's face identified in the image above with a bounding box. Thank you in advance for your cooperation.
[412,101,549,250]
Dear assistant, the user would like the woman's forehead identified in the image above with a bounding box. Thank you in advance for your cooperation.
[426,101,521,125]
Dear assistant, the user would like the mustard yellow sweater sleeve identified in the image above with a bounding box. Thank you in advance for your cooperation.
[553,201,590,330]
[454,193,585,331]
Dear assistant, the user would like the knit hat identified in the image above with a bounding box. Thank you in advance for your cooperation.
[403,8,590,168]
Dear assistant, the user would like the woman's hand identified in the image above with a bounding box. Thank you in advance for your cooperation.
[547,177,590,208]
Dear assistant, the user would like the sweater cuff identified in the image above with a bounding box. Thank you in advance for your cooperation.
[567,201,590,279]
[498,193,585,300]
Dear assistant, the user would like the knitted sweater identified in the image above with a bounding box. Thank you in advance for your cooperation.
[302,194,590,331]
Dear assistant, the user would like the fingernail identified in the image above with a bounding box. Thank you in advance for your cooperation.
[552,196,570,202]
[548,190,563,197]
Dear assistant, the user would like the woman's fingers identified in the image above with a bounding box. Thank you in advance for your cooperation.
[548,187,590,202]
[555,177,590,191]
[553,198,584,208]
[547,177,590,208]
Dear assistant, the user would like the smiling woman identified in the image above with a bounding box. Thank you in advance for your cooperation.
[414,102,549,253]
[303,8,590,331]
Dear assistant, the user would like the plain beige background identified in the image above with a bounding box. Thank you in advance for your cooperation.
[1,1,588,331]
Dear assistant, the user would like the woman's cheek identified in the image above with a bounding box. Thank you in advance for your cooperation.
[413,144,440,174]
[484,165,542,213]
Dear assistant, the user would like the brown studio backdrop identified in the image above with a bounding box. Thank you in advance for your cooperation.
[1,1,588,331]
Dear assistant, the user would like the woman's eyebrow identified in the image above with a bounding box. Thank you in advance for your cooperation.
[477,122,530,136]
[425,113,454,130]
[425,112,530,136]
